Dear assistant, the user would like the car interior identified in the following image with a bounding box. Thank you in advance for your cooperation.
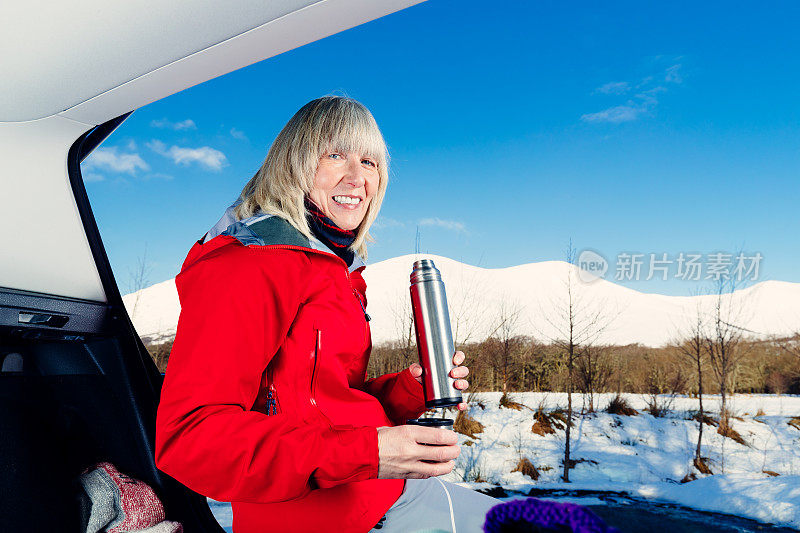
[1,2,419,530]
[0,121,224,531]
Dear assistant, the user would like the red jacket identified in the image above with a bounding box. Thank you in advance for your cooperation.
[155,214,426,532]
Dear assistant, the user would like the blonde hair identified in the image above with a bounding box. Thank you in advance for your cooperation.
[235,96,389,259]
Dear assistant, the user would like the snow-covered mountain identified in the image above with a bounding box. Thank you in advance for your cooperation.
[122,254,800,347]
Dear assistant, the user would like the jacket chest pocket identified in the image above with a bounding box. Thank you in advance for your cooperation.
[309,327,334,426]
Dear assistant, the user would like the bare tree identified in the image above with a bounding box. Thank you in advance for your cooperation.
[576,345,613,413]
[705,278,749,425]
[448,266,490,348]
[540,241,616,482]
[483,298,525,394]
[387,288,417,371]
[778,332,800,361]
[675,303,708,467]
[127,244,152,321]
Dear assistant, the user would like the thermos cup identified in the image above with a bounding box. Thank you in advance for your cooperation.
[408,259,463,411]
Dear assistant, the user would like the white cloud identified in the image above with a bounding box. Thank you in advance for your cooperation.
[150,118,197,131]
[419,217,466,233]
[595,81,630,95]
[147,140,228,171]
[83,147,149,175]
[83,172,105,182]
[230,127,248,141]
[144,173,174,181]
[372,217,405,230]
[583,62,685,124]
[581,104,647,124]
[665,64,683,84]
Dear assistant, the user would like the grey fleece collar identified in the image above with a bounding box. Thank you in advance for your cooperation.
[203,200,365,273]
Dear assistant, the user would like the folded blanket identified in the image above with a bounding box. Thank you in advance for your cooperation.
[79,462,183,533]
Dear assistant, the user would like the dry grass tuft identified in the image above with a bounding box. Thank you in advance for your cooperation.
[755,408,766,417]
[531,406,570,436]
[689,412,719,427]
[693,456,713,474]
[499,392,526,411]
[763,470,780,477]
[788,417,800,431]
[606,395,638,416]
[511,457,540,480]
[453,410,485,439]
[718,416,748,447]
[680,473,697,483]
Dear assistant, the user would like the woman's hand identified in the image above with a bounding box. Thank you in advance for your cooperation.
[408,351,470,411]
[376,425,460,479]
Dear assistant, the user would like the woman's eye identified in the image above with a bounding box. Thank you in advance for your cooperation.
[328,153,343,160]
[362,159,377,168]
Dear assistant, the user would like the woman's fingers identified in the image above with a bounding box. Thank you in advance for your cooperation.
[417,442,461,463]
[416,460,456,478]
[377,426,460,479]
[413,426,458,446]
[449,366,469,378]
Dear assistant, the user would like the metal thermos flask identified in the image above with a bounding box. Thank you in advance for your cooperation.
[409,259,463,409]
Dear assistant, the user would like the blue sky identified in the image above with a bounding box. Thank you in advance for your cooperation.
[83,0,800,296]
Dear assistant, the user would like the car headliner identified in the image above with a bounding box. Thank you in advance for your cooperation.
[0,0,423,302]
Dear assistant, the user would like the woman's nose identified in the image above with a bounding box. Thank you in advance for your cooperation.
[344,157,367,187]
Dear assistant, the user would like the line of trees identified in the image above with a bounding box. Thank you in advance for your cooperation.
[368,335,800,398]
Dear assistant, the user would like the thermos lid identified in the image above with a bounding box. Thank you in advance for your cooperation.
[410,258,442,284]
[406,417,454,428]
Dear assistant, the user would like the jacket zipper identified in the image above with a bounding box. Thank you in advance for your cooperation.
[311,328,334,426]
[265,365,280,416]
[345,268,371,322]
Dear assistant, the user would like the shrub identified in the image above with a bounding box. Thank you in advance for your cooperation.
[788,417,800,431]
[689,411,718,426]
[499,392,526,411]
[511,457,540,480]
[645,395,673,418]
[454,410,485,439]
[531,406,569,436]
[718,416,748,447]
[693,456,712,474]
[606,394,638,416]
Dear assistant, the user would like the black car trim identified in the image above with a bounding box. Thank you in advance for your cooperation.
[61,113,226,531]
[66,112,132,319]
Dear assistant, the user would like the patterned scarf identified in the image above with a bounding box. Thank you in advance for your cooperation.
[304,197,356,266]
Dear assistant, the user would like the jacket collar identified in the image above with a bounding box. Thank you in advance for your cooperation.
[202,200,365,273]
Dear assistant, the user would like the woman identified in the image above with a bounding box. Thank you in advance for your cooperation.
[155,96,498,532]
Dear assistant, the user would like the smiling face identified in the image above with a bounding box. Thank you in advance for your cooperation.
[307,150,380,231]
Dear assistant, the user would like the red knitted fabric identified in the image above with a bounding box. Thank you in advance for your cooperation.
[94,462,167,533]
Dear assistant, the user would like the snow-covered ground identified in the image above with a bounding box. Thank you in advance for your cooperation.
[207,393,800,531]
[441,392,800,530]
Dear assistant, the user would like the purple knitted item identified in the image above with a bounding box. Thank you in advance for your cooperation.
[483,498,619,533]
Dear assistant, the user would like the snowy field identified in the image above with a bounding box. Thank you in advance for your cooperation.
[208,393,800,531]
[441,392,800,530]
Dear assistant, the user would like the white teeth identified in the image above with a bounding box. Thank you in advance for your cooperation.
[333,195,361,205]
